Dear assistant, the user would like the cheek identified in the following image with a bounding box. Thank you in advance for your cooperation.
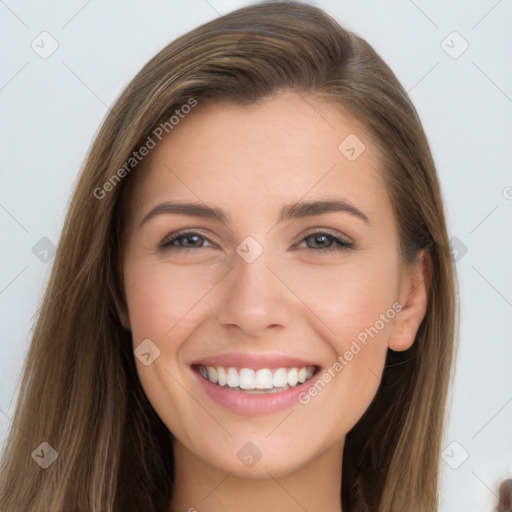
[124,261,220,342]
[123,262,223,445]
[283,251,399,405]
[282,251,400,343]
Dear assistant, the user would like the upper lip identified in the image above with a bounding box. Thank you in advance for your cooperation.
[191,352,319,369]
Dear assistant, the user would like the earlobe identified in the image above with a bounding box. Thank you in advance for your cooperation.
[118,312,131,331]
[388,250,430,352]
[114,296,131,330]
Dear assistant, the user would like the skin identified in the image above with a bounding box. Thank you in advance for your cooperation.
[117,91,429,512]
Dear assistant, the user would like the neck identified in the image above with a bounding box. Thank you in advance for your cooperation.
[169,438,344,512]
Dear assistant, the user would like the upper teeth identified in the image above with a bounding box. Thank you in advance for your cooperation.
[198,365,315,391]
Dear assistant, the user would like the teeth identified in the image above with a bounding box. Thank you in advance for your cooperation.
[287,368,298,387]
[298,367,308,383]
[197,364,316,392]
[272,368,287,388]
[207,366,217,384]
[239,368,255,389]
[227,367,238,388]
[255,369,273,389]
[217,367,227,386]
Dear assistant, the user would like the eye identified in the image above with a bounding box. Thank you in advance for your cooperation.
[293,231,353,254]
[159,229,353,254]
[160,230,215,252]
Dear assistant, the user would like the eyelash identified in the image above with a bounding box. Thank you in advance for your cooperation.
[159,229,353,254]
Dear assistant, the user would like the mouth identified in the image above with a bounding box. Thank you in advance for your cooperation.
[190,353,323,415]
[193,364,318,394]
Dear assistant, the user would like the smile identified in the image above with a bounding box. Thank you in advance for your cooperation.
[196,364,316,393]
[191,353,322,415]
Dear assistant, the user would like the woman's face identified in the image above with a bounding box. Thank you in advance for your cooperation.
[119,92,425,479]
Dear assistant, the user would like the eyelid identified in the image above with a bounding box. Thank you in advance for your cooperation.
[160,227,354,253]
[160,229,217,250]
[290,229,353,254]
[293,228,353,247]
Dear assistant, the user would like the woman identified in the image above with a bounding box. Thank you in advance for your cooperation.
[0,2,458,511]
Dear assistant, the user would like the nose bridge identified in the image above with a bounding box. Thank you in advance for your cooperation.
[215,243,293,335]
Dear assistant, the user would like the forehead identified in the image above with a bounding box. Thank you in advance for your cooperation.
[125,92,389,227]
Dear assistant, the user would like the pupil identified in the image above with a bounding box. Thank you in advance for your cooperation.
[313,234,331,247]
[183,235,201,247]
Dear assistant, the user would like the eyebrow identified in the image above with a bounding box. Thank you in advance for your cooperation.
[139,198,370,227]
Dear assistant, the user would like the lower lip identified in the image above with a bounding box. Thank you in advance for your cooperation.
[193,367,321,416]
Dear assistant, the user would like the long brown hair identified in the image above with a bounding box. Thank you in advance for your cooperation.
[0,2,457,510]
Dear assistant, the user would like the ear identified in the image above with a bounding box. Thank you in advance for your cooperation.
[388,250,430,351]
[114,295,131,331]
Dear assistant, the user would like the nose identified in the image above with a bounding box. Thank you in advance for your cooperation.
[215,248,294,337]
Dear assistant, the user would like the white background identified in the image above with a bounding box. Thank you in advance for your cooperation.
[1,1,511,510]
